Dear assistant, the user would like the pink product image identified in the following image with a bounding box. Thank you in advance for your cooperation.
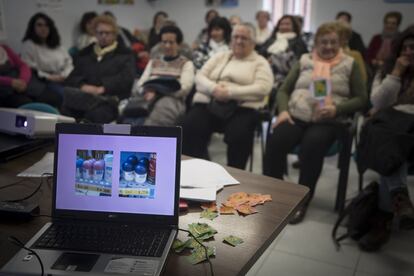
[93,159,105,181]
[83,159,94,180]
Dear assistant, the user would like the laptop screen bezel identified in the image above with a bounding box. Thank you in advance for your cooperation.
[52,123,181,227]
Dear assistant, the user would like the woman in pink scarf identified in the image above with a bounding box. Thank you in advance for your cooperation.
[264,22,368,224]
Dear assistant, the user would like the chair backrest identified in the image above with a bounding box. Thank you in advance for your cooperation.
[19,102,60,115]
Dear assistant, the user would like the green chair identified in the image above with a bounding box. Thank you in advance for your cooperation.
[19,102,60,115]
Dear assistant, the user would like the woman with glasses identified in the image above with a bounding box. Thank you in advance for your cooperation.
[182,23,273,169]
[21,12,73,108]
[263,22,367,224]
[62,15,135,123]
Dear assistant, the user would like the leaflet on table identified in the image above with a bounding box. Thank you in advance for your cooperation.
[17,152,54,177]
[180,186,218,202]
[180,158,239,189]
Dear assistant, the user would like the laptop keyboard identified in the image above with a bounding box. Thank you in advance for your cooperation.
[33,223,171,257]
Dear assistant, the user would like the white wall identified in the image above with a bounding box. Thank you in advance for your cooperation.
[1,0,261,53]
[310,0,414,47]
[3,0,413,54]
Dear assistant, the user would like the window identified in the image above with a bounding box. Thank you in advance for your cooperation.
[262,0,312,31]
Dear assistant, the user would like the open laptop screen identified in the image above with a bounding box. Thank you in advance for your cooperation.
[55,133,177,216]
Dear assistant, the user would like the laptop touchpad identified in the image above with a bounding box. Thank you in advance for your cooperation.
[51,252,99,272]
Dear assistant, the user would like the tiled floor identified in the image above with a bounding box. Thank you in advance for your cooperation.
[208,134,414,276]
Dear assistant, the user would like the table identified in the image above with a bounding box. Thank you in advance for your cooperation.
[0,147,309,276]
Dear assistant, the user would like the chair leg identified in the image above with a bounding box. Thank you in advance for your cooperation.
[358,172,364,192]
[249,146,254,172]
[335,132,352,212]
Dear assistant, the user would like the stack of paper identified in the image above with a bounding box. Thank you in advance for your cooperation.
[17,152,54,177]
[180,159,239,201]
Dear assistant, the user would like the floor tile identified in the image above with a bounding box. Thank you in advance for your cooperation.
[255,251,354,276]
[274,220,361,269]
[208,132,414,275]
[356,233,414,276]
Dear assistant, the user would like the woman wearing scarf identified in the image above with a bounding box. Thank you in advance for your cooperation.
[192,16,232,70]
[366,11,402,69]
[263,22,367,224]
[258,15,308,89]
[0,45,32,107]
[62,15,135,123]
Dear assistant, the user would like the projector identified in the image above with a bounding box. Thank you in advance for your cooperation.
[0,108,75,138]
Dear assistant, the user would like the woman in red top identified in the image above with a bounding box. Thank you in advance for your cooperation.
[0,44,32,108]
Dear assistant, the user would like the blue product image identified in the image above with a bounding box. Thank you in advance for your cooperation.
[127,155,139,166]
[135,164,147,184]
[122,162,135,182]
[138,157,149,169]
[76,158,84,178]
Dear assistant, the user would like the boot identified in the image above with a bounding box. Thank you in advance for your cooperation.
[391,189,414,230]
[289,201,309,225]
[358,210,393,252]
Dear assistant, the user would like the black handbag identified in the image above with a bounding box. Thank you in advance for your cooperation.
[207,53,239,120]
[63,87,118,111]
[122,96,151,117]
[207,99,238,120]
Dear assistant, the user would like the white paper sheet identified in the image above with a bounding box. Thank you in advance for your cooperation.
[17,152,54,177]
[180,158,239,189]
[180,186,219,202]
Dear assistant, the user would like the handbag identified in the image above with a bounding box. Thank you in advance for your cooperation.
[63,87,118,112]
[207,53,238,120]
[122,96,151,117]
[207,99,238,120]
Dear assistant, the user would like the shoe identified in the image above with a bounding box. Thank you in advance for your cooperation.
[391,189,414,230]
[292,160,301,169]
[358,210,393,252]
[289,204,308,224]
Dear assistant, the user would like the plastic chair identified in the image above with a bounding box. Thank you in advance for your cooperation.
[247,87,278,172]
[266,112,360,212]
[19,102,60,115]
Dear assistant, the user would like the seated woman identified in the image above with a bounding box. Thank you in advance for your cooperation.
[21,12,73,108]
[357,26,414,252]
[263,22,367,224]
[62,15,136,123]
[192,16,232,70]
[182,23,273,169]
[192,9,219,49]
[366,11,402,69]
[76,11,98,51]
[149,20,193,60]
[147,11,168,51]
[337,22,368,83]
[258,15,308,88]
[0,44,32,108]
[125,25,194,126]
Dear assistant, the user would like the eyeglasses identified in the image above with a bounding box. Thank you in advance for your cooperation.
[161,40,177,45]
[232,35,251,42]
[96,31,115,36]
[318,39,339,47]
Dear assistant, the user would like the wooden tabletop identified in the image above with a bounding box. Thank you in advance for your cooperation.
[0,148,308,276]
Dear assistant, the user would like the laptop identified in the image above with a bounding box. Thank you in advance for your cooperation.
[2,123,181,276]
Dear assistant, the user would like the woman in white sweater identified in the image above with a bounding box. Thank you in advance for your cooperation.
[182,23,273,169]
[21,12,73,108]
